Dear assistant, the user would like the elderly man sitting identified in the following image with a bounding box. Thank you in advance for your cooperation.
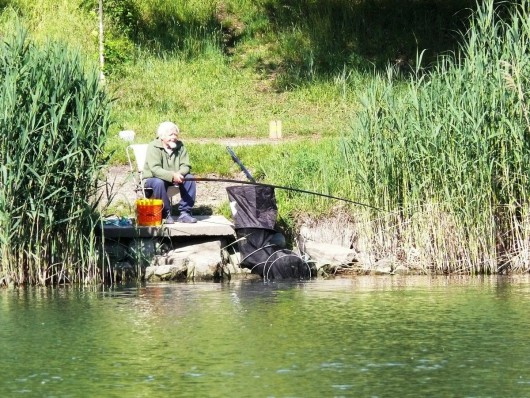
[143,121,197,224]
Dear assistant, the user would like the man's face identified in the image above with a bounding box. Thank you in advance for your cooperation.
[162,129,178,148]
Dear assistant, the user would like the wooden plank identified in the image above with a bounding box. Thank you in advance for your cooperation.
[98,215,235,239]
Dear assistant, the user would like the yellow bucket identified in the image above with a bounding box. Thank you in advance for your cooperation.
[136,199,163,226]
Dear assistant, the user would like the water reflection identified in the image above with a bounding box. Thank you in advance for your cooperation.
[2,275,530,397]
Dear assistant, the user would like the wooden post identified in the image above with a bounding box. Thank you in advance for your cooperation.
[276,120,282,139]
[269,120,277,139]
[269,120,283,139]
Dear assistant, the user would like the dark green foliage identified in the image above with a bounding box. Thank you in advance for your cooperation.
[260,0,478,88]
[132,11,223,58]
[0,26,112,285]
[81,0,140,38]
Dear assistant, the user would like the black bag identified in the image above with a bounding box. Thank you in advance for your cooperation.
[226,185,310,279]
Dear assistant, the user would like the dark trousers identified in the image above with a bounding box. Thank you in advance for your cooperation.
[144,174,196,217]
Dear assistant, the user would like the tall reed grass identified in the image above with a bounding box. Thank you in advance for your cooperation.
[0,26,111,285]
[342,0,530,274]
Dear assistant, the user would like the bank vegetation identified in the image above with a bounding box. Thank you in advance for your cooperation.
[1,0,530,284]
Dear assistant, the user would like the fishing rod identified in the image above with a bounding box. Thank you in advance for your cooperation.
[209,145,387,212]
[183,176,387,212]
[226,146,256,182]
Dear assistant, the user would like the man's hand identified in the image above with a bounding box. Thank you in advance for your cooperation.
[172,172,184,184]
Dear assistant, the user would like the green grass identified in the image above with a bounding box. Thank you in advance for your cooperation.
[1,0,478,164]
[191,138,358,229]
[0,1,99,58]
[104,53,364,165]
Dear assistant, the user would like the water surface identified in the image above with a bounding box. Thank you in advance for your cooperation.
[2,275,530,397]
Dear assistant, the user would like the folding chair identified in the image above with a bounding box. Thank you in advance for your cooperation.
[126,144,179,200]
[126,144,151,198]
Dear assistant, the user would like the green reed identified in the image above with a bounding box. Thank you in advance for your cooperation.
[0,26,111,285]
[342,0,530,273]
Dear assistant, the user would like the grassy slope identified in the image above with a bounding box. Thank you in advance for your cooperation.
[0,0,474,164]
[107,55,358,159]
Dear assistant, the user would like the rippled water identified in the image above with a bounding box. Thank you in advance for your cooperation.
[2,275,530,397]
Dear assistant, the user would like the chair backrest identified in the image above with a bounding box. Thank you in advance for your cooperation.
[126,144,149,173]
[126,144,151,198]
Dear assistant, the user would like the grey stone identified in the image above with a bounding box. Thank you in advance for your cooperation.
[154,264,187,280]
[144,266,155,280]
[374,266,393,275]
[299,223,355,248]
[394,265,410,275]
[302,239,357,269]
[356,252,375,269]
[374,257,395,275]
[220,249,246,277]
[148,240,223,281]
[129,238,158,267]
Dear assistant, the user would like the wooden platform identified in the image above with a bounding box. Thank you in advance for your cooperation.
[99,215,235,239]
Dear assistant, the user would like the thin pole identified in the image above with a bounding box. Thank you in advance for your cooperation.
[98,0,105,82]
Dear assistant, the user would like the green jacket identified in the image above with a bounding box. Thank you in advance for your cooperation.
[142,138,191,182]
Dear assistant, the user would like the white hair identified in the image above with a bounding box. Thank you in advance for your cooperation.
[156,121,180,138]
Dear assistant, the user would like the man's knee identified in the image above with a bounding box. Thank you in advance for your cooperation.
[146,177,165,189]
